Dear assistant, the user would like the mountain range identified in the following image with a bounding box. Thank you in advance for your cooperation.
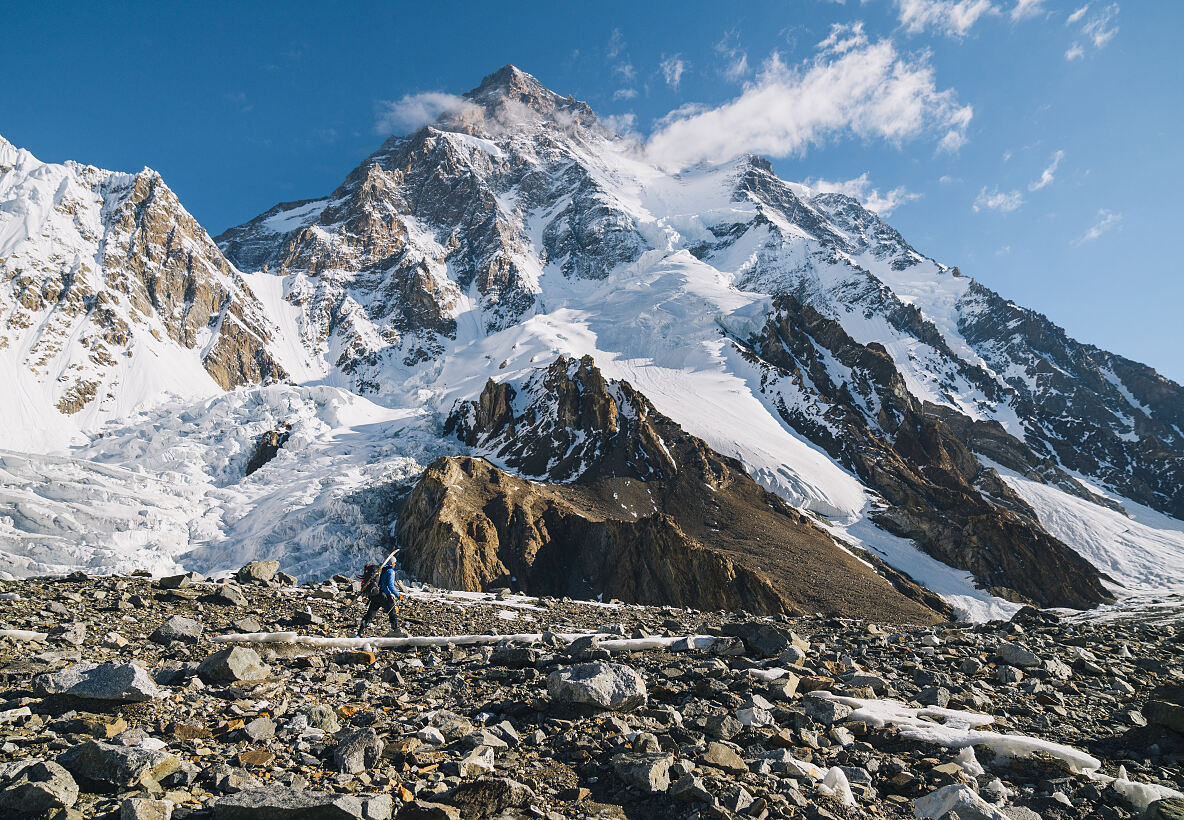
[2,65,1183,621]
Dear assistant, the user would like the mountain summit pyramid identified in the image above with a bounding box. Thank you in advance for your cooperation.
[2,67,1182,617]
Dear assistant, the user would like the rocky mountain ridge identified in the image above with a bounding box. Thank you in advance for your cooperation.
[1,66,1183,623]
[0,135,286,450]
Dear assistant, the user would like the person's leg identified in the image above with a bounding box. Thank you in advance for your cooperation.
[386,595,399,631]
[358,597,381,635]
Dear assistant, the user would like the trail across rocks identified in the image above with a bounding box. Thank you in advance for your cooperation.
[0,568,1182,819]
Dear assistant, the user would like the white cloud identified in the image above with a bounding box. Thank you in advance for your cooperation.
[646,23,973,171]
[806,172,922,216]
[997,245,1012,254]
[1010,0,1045,21]
[1065,3,1119,59]
[1028,149,1064,191]
[660,55,687,90]
[374,92,477,134]
[716,32,750,82]
[723,54,750,82]
[602,113,639,139]
[1082,3,1119,47]
[613,88,638,101]
[974,186,1025,212]
[607,29,626,60]
[938,174,960,183]
[1073,209,1122,244]
[896,0,998,37]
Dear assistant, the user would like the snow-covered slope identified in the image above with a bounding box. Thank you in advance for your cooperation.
[0,384,449,579]
[2,67,1182,619]
[0,135,287,452]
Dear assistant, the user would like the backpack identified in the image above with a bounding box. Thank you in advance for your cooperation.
[360,563,382,596]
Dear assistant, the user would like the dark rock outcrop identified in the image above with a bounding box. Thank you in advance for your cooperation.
[738,295,1113,609]
[398,356,947,622]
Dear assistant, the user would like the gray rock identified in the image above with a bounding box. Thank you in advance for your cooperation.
[996,665,1024,684]
[47,622,87,646]
[212,788,364,819]
[706,713,744,740]
[1042,657,1073,680]
[997,642,1041,668]
[546,662,647,711]
[396,802,459,820]
[670,773,713,803]
[919,686,951,708]
[274,571,298,586]
[158,573,194,590]
[302,704,341,733]
[700,741,748,774]
[1145,700,1184,734]
[34,661,165,702]
[438,777,535,820]
[361,794,393,820]
[242,716,276,742]
[150,615,204,645]
[612,752,674,792]
[805,694,853,725]
[0,759,79,815]
[722,621,802,658]
[848,673,889,694]
[1148,798,1184,820]
[58,740,181,790]
[213,584,248,607]
[121,797,174,820]
[235,561,281,584]
[198,646,270,683]
[458,746,495,777]
[333,728,383,774]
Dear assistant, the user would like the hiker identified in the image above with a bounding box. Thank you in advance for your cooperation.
[357,561,401,637]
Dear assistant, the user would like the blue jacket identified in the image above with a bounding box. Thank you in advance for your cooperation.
[379,566,400,597]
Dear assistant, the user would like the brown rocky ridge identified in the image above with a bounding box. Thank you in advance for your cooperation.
[396,355,948,623]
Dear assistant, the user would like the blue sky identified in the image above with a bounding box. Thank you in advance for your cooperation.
[3,1,1181,381]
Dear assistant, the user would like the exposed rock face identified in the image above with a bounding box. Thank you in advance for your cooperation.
[0,136,285,445]
[736,295,1112,609]
[398,355,947,622]
[217,66,643,387]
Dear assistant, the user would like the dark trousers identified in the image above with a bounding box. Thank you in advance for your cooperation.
[359,593,399,634]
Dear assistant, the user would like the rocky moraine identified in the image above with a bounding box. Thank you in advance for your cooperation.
[0,563,1182,820]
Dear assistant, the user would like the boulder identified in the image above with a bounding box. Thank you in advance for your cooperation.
[213,584,248,607]
[150,615,204,645]
[122,797,174,820]
[34,662,164,702]
[612,752,674,792]
[546,663,647,711]
[58,740,181,790]
[997,642,1041,668]
[47,622,87,646]
[198,646,270,683]
[1148,799,1184,820]
[438,777,535,820]
[333,728,383,774]
[235,561,281,585]
[212,788,364,819]
[722,621,804,658]
[700,742,748,774]
[0,759,79,815]
[396,803,460,820]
